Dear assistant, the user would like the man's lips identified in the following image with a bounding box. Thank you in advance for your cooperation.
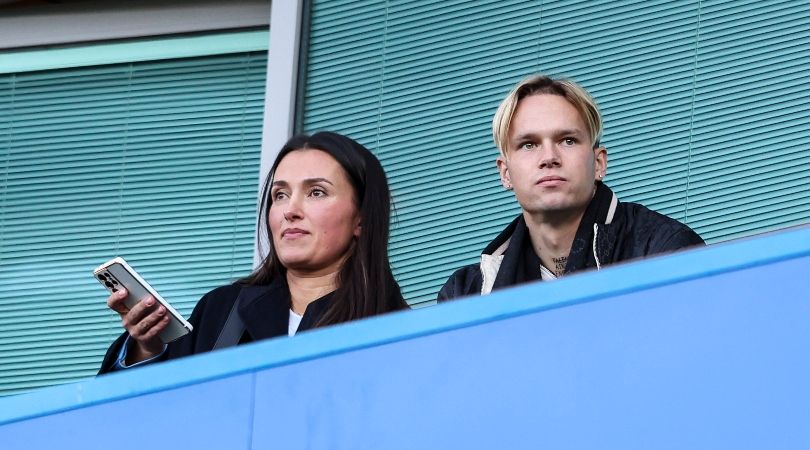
[281,228,310,238]
[536,175,566,187]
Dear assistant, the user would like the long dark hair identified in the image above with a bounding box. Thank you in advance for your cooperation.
[241,131,407,326]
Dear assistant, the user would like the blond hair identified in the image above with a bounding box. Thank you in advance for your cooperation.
[492,75,602,154]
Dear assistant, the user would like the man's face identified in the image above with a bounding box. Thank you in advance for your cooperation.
[496,94,607,218]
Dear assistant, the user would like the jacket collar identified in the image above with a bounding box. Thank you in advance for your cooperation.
[480,183,618,258]
[565,182,617,272]
[478,216,520,295]
[479,182,619,294]
[238,277,334,340]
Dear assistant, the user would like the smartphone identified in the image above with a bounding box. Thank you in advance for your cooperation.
[93,257,193,343]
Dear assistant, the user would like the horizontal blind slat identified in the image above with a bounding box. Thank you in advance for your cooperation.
[0,51,267,396]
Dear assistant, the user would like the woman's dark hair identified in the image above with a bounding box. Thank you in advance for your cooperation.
[240,131,407,326]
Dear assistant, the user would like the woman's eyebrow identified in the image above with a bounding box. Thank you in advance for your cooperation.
[302,177,334,186]
[272,178,335,187]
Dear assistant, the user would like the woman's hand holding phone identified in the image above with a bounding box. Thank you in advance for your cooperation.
[107,288,170,365]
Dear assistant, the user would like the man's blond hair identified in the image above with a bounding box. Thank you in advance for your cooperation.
[492,75,603,154]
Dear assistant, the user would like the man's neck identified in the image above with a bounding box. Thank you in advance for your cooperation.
[285,270,338,315]
[523,208,586,277]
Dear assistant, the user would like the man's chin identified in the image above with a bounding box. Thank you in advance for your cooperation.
[520,201,572,214]
[520,201,587,220]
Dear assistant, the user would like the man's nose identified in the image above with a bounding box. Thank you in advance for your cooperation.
[537,143,561,169]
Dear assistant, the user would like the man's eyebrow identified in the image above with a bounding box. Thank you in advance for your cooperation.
[555,128,586,136]
[510,132,542,144]
[511,129,586,141]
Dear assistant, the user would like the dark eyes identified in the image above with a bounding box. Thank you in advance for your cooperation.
[271,187,327,201]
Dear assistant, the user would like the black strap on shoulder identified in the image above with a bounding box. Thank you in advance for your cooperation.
[212,286,266,351]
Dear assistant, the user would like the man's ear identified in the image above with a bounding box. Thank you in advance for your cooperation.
[496,156,513,190]
[594,146,608,181]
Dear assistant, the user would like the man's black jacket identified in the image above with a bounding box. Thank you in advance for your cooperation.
[438,183,704,301]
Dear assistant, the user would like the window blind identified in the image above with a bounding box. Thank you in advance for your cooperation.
[301,0,810,305]
[0,51,267,395]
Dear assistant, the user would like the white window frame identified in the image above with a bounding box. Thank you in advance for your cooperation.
[254,0,305,266]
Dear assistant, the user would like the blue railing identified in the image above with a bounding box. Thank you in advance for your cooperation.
[2,225,809,449]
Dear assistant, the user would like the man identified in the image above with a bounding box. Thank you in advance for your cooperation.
[438,75,704,300]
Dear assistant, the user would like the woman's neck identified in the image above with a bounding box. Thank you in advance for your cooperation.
[285,270,338,315]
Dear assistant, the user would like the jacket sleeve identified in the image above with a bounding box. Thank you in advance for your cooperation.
[437,264,482,302]
[96,285,233,375]
[652,226,705,254]
[97,332,131,375]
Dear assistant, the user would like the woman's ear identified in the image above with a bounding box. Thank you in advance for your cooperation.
[353,218,362,238]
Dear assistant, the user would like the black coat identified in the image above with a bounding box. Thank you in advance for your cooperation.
[438,183,705,301]
[98,278,330,374]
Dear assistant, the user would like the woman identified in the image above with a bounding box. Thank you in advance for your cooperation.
[98,132,407,372]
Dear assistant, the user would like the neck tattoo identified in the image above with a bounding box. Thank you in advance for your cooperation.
[552,256,567,277]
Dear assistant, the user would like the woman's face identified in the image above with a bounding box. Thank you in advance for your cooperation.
[268,149,361,275]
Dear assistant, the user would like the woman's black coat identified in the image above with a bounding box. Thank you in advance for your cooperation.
[98,279,331,374]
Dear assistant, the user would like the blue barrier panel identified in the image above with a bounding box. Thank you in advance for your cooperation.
[1,226,809,449]
[2,374,255,449]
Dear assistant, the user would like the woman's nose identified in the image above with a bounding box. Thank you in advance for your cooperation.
[283,198,303,221]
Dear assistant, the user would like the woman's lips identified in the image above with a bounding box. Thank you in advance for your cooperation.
[282,228,309,238]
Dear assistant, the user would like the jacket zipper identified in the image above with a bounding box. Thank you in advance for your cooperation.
[592,223,602,271]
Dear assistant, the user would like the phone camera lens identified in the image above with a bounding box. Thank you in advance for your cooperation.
[97,274,107,281]
[105,281,114,288]
[111,288,118,293]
